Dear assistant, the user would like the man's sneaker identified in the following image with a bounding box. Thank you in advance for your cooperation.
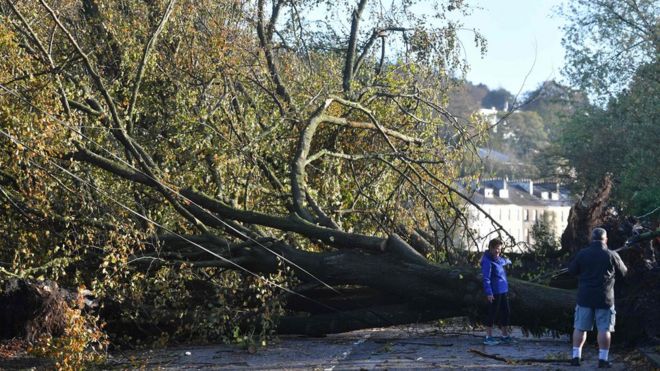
[598,359,613,368]
[483,336,500,345]
[570,357,581,366]
[500,336,517,344]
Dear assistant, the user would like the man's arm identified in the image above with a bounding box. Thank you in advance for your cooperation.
[612,251,628,277]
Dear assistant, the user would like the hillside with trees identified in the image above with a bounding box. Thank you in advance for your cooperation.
[446,79,586,180]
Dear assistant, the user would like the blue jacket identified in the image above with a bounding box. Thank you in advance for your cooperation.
[481,251,510,296]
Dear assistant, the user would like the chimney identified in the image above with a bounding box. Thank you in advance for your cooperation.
[551,183,560,200]
[517,179,533,195]
[497,178,509,198]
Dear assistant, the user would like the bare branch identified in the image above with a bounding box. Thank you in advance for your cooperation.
[343,0,369,94]
[305,191,340,230]
[290,99,334,222]
[68,100,103,116]
[182,189,384,251]
[330,95,399,151]
[257,0,292,106]
[306,150,390,164]
[353,27,410,76]
[69,147,155,186]
[127,0,177,133]
[329,119,423,144]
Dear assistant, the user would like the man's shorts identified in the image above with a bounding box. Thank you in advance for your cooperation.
[574,305,616,332]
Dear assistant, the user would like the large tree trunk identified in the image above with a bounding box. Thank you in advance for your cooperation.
[149,234,576,336]
[560,175,613,255]
[7,231,657,344]
[272,249,576,336]
[152,231,659,343]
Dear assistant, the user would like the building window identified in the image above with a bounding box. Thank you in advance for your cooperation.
[524,209,529,221]
[533,210,538,221]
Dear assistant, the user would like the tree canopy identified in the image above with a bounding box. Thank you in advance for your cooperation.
[558,62,660,216]
[559,0,659,102]
[556,0,659,218]
[0,0,503,346]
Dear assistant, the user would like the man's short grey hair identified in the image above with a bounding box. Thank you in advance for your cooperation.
[592,228,607,241]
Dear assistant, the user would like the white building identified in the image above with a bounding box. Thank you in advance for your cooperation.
[477,107,499,127]
[465,178,572,251]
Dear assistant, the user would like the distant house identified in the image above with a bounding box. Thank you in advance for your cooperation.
[476,102,512,133]
[477,107,499,127]
[465,178,572,251]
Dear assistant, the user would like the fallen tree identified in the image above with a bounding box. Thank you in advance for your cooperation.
[0,0,656,348]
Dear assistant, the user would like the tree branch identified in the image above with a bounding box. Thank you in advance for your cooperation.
[290,99,334,222]
[330,95,400,152]
[353,27,410,76]
[8,1,71,115]
[343,0,369,94]
[41,0,210,232]
[305,191,340,230]
[67,147,384,250]
[181,189,384,251]
[127,0,177,133]
[256,0,292,106]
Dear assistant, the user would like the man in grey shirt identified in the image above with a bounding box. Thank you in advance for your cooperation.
[568,228,628,368]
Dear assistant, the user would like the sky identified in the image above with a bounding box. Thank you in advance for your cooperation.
[455,0,567,95]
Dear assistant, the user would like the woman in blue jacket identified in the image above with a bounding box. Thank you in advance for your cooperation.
[481,238,513,345]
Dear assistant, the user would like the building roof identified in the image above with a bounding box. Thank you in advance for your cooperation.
[470,178,573,207]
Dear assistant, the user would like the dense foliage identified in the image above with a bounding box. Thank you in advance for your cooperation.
[0,0,493,353]
[556,0,659,218]
[559,0,658,102]
[558,62,660,216]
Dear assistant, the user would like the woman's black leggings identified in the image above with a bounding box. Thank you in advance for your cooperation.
[486,293,510,327]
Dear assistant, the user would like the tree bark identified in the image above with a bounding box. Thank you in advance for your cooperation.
[153,236,576,337]
[560,175,613,255]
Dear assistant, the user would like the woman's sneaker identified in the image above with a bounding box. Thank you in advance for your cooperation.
[483,336,501,345]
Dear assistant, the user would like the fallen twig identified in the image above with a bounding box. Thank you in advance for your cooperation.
[468,349,574,364]
[374,339,453,347]
[468,348,508,362]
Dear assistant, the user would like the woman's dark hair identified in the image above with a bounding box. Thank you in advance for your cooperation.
[488,238,503,250]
